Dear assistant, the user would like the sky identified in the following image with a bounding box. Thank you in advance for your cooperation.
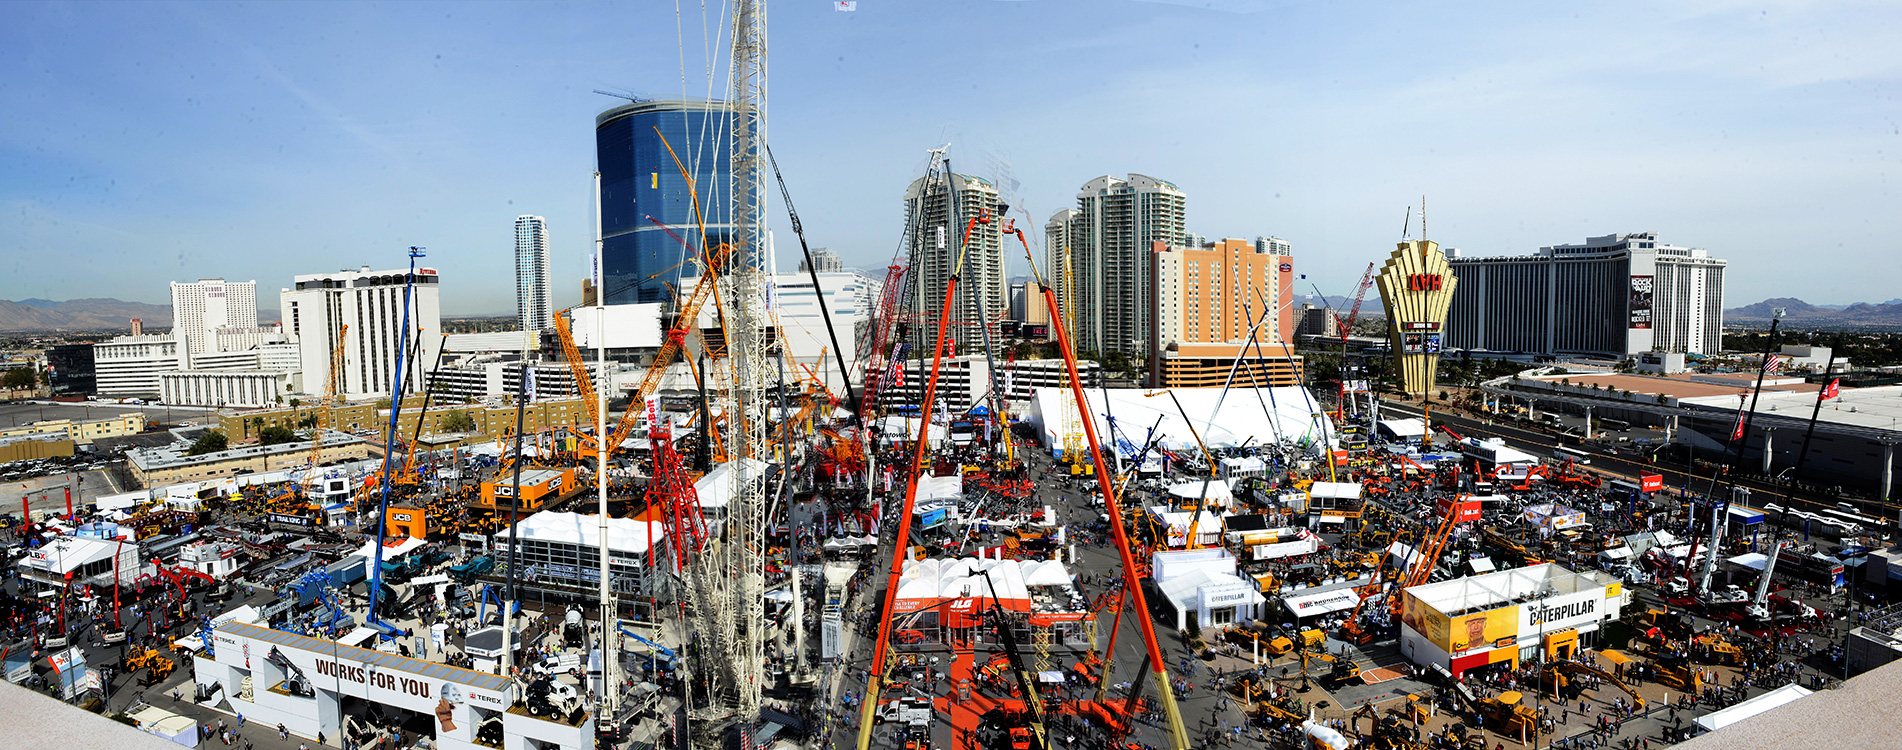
[2,0,1898,315]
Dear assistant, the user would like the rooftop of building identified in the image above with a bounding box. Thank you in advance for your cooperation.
[0,680,185,750]
[1683,383,1902,433]
[1670,659,1902,750]
[1541,372,1822,400]
[594,97,730,127]
[126,428,364,471]
[1403,563,1616,618]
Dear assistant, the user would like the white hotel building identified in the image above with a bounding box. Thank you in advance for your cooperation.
[1446,233,1726,358]
[280,266,443,400]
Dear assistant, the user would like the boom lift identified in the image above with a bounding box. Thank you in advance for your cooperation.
[1744,540,1787,622]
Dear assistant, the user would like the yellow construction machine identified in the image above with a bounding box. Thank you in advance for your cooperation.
[1540,661,1645,708]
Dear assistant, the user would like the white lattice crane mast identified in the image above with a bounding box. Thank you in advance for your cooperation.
[721,0,769,726]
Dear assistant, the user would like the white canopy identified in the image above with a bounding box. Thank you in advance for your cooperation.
[1308,482,1363,501]
[917,474,964,502]
[1166,478,1234,503]
[893,558,1073,607]
[1030,386,1336,456]
[355,536,428,562]
[1282,588,1362,617]
[1693,683,1813,732]
[494,511,659,555]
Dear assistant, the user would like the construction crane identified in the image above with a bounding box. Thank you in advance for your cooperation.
[859,263,907,415]
[282,323,349,515]
[1314,261,1377,421]
[708,0,770,733]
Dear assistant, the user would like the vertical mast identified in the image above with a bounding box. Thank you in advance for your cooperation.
[725,0,769,721]
[593,170,620,728]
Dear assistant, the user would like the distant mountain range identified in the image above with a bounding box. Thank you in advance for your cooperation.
[0,297,279,333]
[1727,297,1902,323]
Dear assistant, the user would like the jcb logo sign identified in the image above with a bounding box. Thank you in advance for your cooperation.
[1408,274,1443,292]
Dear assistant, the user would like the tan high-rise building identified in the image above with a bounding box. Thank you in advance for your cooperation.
[1059,174,1187,356]
[1148,238,1300,387]
[903,173,1005,351]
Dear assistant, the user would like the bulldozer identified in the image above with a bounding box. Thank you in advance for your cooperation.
[1651,651,1704,693]
[1451,680,1540,740]
[123,647,176,686]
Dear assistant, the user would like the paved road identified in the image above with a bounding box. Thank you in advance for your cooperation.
[1377,401,1876,517]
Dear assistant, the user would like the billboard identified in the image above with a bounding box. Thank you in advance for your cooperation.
[1517,589,1607,633]
[1403,592,1520,655]
[1451,606,1520,654]
[1439,496,1482,523]
[1640,474,1664,492]
[1401,334,1441,354]
[1629,276,1654,329]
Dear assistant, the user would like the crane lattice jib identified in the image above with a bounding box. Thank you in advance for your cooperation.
[719,0,770,723]
[302,323,349,500]
[1339,261,1377,340]
[553,312,602,451]
[860,264,906,414]
[611,263,724,455]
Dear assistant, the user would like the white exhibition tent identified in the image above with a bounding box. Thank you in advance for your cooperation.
[354,536,429,562]
[1693,683,1813,732]
[1165,478,1235,503]
[893,558,1073,609]
[493,511,659,556]
[1308,482,1363,502]
[1028,386,1335,457]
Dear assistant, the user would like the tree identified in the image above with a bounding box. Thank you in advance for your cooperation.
[289,398,302,408]
[184,430,229,456]
[2,367,36,390]
[258,426,298,446]
[441,409,476,433]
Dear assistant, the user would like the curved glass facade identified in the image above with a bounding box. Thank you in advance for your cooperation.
[595,100,734,305]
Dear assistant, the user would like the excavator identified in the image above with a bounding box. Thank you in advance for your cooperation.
[1302,650,1363,689]
[1539,661,1645,708]
[1351,700,1431,750]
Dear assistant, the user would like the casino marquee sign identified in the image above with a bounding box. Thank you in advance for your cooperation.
[1375,239,1458,397]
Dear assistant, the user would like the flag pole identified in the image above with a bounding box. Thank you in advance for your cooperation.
[1727,312,1783,474]
[1791,340,1840,481]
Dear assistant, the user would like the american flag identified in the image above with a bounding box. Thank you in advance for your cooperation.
[1765,354,1782,373]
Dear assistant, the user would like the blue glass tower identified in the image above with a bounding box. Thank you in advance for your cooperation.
[595,100,735,305]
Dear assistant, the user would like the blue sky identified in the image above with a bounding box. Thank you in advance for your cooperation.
[2,0,1897,314]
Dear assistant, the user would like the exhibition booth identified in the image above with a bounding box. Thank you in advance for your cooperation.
[1397,564,1623,678]
[197,621,592,750]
